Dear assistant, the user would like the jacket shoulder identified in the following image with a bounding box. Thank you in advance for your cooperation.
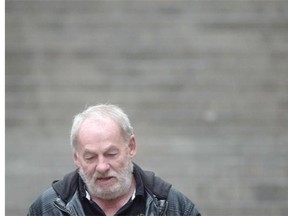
[28,187,59,216]
[28,170,80,216]
[166,188,201,216]
[133,163,201,216]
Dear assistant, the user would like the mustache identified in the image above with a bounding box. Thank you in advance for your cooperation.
[92,171,117,180]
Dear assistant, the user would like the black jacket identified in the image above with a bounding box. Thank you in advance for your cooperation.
[28,163,201,216]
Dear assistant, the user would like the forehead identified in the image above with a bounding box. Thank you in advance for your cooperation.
[77,117,124,146]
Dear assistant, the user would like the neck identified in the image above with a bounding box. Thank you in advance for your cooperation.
[91,177,136,216]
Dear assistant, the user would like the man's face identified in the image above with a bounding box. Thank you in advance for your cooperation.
[73,117,137,200]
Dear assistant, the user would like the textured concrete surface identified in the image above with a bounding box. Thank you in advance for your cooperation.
[6,1,288,216]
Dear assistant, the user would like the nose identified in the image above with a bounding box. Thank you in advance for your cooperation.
[96,157,110,174]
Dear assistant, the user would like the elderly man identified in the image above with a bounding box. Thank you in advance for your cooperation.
[28,104,201,216]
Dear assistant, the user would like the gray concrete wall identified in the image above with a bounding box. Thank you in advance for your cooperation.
[6,1,288,216]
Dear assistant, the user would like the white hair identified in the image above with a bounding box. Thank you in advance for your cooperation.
[70,104,134,149]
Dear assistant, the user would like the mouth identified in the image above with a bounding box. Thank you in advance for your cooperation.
[96,176,115,185]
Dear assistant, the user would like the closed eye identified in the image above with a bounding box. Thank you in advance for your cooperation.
[106,152,118,158]
[84,154,96,162]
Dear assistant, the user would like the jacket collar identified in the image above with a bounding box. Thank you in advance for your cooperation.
[133,163,172,200]
[52,169,80,203]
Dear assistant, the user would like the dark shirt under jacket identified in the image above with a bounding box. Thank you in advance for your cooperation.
[78,169,146,216]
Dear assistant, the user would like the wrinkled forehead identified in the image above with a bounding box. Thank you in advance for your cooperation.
[76,117,124,145]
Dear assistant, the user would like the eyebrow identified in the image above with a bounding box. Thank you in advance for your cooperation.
[83,146,119,155]
[83,150,95,156]
[104,146,119,153]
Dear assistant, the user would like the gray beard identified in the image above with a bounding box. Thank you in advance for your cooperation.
[79,161,133,200]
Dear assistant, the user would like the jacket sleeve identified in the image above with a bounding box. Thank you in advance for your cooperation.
[166,188,201,216]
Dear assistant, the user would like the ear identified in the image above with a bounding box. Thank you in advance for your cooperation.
[73,151,81,168]
[128,135,137,158]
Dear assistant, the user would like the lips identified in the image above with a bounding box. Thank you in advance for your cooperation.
[96,176,115,184]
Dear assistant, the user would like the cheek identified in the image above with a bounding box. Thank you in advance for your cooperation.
[80,162,96,177]
[113,154,131,170]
